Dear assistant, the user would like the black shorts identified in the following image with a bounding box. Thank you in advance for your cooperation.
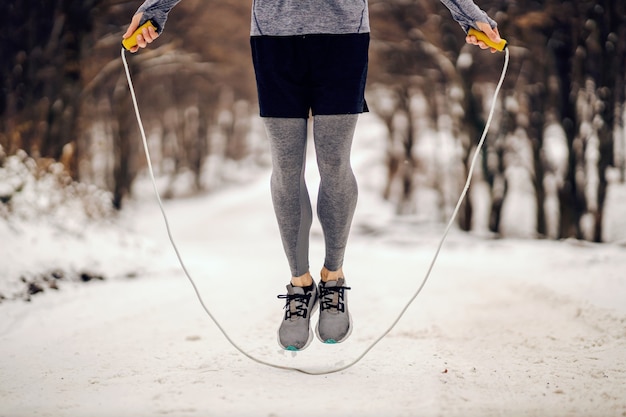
[250,33,369,118]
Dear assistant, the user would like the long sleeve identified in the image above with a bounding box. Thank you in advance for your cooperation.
[438,0,496,33]
[136,0,183,33]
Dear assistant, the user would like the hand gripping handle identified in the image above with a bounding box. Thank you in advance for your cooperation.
[122,20,159,51]
[468,28,507,52]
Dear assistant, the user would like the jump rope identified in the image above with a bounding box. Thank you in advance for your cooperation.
[121,25,509,375]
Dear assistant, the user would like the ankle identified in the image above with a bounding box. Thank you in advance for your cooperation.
[291,271,313,287]
[320,266,344,282]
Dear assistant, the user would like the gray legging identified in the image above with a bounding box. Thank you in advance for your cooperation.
[264,114,359,277]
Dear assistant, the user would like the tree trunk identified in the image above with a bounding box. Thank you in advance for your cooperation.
[0,0,101,177]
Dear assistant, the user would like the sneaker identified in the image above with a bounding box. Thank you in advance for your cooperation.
[316,278,352,344]
[277,283,319,351]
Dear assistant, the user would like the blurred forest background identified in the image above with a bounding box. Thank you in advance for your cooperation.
[1,0,625,242]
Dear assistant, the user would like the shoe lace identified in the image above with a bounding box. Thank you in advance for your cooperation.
[277,292,312,319]
[319,283,351,313]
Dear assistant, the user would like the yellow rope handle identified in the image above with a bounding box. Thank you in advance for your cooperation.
[468,28,508,51]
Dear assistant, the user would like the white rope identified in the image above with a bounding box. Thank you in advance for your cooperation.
[121,46,509,375]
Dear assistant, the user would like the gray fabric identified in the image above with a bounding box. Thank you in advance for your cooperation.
[250,0,369,36]
[265,117,311,277]
[135,0,495,38]
[438,0,496,32]
[136,0,181,33]
[264,115,358,277]
[314,115,358,272]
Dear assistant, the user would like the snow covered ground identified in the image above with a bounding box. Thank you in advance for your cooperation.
[1,114,626,417]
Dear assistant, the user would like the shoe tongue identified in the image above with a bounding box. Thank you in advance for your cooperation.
[323,278,344,287]
[287,284,306,295]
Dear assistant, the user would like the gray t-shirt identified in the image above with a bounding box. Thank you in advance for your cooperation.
[137,0,495,37]
[250,0,369,36]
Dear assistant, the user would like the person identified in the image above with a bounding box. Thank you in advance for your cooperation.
[123,0,501,351]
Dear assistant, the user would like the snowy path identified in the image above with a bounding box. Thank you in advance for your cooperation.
[2,116,626,416]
